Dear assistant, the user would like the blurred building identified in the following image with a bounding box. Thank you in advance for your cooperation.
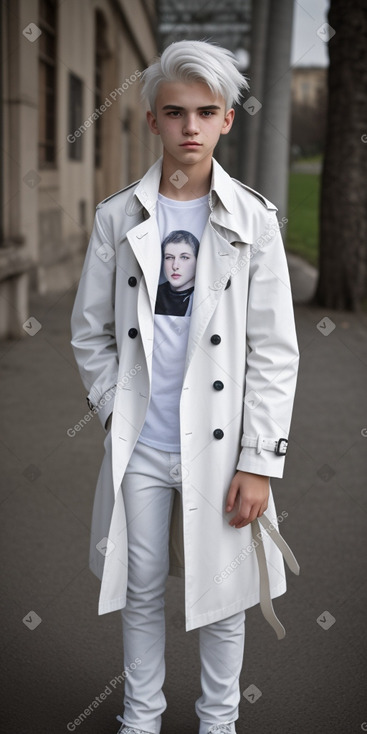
[0,0,160,338]
[157,0,251,51]
[290,66,327,157]
[292,66,326,107]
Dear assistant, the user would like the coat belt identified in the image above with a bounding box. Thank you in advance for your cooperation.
[252,513,300,639]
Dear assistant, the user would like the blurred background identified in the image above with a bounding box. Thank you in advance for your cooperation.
[1,2,367,734]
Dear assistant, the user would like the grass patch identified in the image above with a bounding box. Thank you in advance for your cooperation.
[296,154,322,164]
[286,172,320,267]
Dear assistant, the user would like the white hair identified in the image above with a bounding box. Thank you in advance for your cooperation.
[140,39,249,113]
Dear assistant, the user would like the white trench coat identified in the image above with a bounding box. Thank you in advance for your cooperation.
[71,156,300,637]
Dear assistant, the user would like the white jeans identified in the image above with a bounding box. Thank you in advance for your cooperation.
[118,439,245,734]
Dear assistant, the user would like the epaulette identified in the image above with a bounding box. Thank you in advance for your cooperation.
[231,177,278,211]
[96,178,141,209]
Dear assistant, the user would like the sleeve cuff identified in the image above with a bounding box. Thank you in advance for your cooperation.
[236,447,286,479]
[87,385,116,430]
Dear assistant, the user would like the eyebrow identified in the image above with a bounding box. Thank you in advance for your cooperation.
[165,250,192,255]
[162,104,221,111]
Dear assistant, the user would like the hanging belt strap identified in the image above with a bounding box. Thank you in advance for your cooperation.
[251,513,300,640]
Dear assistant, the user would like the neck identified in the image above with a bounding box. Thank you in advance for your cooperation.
[159,150,213,201]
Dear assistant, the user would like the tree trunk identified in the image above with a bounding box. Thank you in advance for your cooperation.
[314,0,367,310]
[240,0,271,188]
[255,0,294,221]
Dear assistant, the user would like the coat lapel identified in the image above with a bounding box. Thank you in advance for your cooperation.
[183,220,240,380]
[126,217,162,378]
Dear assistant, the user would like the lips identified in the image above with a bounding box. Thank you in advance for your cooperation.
[171,274,181,278]
[180,142,201,146]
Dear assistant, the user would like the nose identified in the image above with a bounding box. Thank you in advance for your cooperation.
[183,113,199,136]
[172,258,179,270]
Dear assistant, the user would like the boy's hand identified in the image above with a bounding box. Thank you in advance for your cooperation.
[226,471,269,528]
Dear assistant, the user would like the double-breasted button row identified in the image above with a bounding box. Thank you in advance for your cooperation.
[211,336,224,437]
[128,275,138,338]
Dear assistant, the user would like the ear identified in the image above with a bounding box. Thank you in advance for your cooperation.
[146,109,160,136]
[221,108,235,136]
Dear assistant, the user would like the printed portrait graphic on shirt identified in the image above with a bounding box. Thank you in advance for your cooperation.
[155,230,200,316]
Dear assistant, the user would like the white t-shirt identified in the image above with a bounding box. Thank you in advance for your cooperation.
[138,192,210,451]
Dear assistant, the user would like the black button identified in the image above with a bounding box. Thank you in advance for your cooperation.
[213,380,224,391]
[128,276,137,287]
[224,278,231,290]
[210,334,221,345]
[213,429,224,440]
[128,328,138,338]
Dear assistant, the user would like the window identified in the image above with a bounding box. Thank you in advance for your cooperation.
[68,73,83,161]
[38,0,57,167]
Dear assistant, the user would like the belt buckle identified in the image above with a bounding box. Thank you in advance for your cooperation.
[275,438,288,456]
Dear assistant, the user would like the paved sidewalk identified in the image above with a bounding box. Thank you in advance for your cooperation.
[287,252,318,304]
[1,257,366,734]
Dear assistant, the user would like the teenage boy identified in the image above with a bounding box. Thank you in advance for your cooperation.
[71,40,300,734]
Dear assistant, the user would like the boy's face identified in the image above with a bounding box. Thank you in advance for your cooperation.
[146,81,234,167]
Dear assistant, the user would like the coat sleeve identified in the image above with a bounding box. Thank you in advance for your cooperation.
[70,206,118,430]
[236,213,300,478]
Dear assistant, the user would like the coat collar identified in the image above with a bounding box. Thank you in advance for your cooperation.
[125,154,277,246]
[209,156,235,214]
[128,155,234,223]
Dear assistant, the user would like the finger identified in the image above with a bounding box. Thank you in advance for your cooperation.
[231,513,253,529]
[247,507,261,525]
[258,501,268,517]
[225,483,239,512]
[231,518,250,529]
[233,496,269,528]
[229,503,252,527]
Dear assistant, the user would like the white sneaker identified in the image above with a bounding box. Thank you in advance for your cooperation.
[116,714,153,734]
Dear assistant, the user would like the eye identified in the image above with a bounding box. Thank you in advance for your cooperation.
[167,111,181,117]
[201,110,214,117]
